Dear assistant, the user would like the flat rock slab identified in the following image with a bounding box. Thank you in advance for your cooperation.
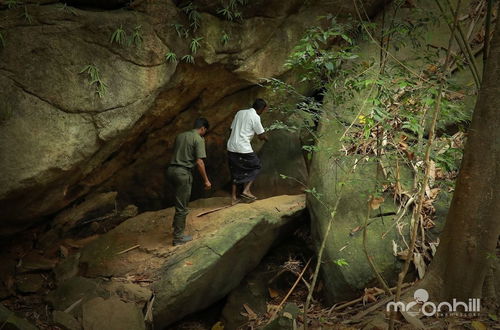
[82,297,145,330]
[76,195,305,328]
[0,304,38,330]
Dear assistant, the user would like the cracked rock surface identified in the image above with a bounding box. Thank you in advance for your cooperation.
[73,194,305,328]
[0,0,383,235]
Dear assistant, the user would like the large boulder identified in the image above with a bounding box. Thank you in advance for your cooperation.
[307,0,477,302]
[0,0,385,236]
[48,195,306,328]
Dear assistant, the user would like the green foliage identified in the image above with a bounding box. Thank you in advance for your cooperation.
[79,64,108,97]
[181,2,201,32]
[217,0,247,21]
[220,31,230,45]
[129,25,143,47]
[181,54,195,64]
[110,25,143,48]
[110,25,127,45]
[334,258,349,267]
[189,37,203,54]
[22,5,33,24]
[172,23,189,39]
[6,0,20,9]
[165,52,177,63]
[57,3,78,15]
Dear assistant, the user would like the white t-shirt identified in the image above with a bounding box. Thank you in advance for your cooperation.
[227,108,265,154]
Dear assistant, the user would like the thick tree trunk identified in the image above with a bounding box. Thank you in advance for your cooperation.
[421,18,500,302]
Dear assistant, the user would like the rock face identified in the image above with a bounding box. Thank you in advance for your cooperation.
[0,0,384,235]
[42,195,305,329]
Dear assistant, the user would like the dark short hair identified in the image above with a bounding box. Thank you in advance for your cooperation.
[194,117,209,130]
[252,98,267,111]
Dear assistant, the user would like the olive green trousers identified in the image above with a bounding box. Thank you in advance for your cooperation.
[166,165,193,239]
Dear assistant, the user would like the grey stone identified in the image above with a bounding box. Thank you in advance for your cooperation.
[53,310,82,330]
[0,304,38,330]
[54,253,81,283]
[82,297,145,330]
[15,274,44,293]
[45,277,108,314]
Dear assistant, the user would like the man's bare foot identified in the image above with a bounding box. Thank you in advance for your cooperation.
[241,192,257,200]
[231,198,241,206]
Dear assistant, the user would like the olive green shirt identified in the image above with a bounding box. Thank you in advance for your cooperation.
[170,129,206,168]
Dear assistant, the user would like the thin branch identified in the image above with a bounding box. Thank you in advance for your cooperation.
[435,0,481,89]
[389,0,462,328]
[268,258,312,322]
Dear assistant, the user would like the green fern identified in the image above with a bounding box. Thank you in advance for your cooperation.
[22,6,33,24]
[79,64,108,97]
[181,2,201,31]
[57,3,77,15]
[128,25,143,47]
[110,25,127,45]
[181,54,195,64]
[220,31,230,45]
[189,37,203,54]
[6,0,20,9]
[165,52,177,63]
[217,7,233,20]
[171,23,188,39]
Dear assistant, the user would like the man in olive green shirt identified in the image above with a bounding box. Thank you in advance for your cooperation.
[167,118,211,246]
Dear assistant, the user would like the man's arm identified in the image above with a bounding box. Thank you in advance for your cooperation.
[196,158,212,190]
[257,133,268,142]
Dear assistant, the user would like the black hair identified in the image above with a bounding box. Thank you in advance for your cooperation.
[194,117,209,130]
[252,98,267,111]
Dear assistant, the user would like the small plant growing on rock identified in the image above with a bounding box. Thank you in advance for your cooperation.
[110,25,127,45]
[57,3,78,15]
[165,52,177,63]
[181,54,194,64]
[217,0,246,21]
[80,64,108,97]
[128,25,143,47]
[22,5,33,24]
[171,23,189,39]
[6,0,20,9]
[181,2,201,32]
[220,31,230,45]
[189,37,203,54]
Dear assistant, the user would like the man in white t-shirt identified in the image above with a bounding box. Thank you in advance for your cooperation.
[227,98,269,204]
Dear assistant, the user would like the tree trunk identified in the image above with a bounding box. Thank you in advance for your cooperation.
[421,18,500,302]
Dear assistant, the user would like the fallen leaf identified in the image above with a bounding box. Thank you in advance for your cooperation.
[211,321,224,330]
[413,252,426,279]
[59,245,69,258]
[428,160,436,186]
[243,304,257,320]
[268,287,279,299]
[471,320,487,330]
[350,226,361,235]
[369,196,385,210]
[392,240,398,257]
[185,261,193,266]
